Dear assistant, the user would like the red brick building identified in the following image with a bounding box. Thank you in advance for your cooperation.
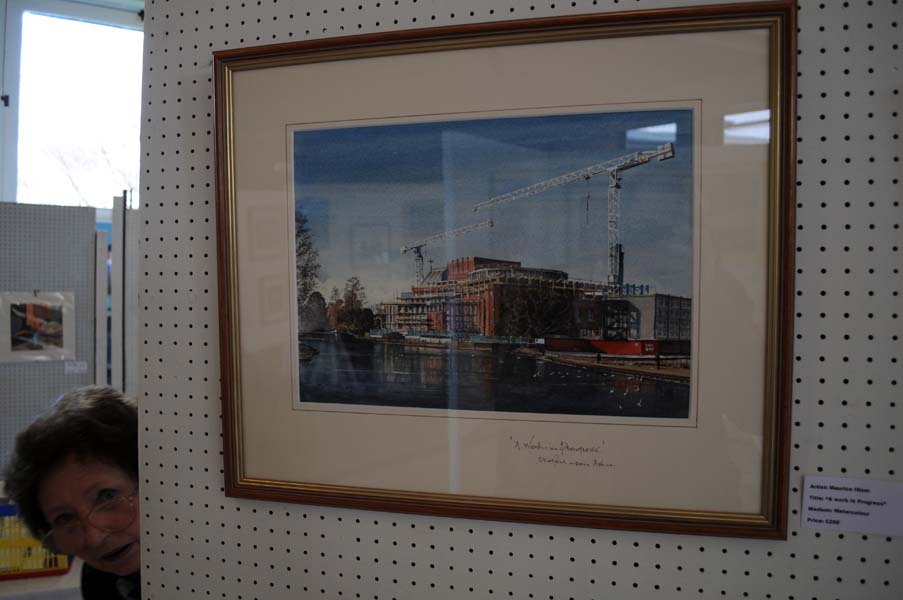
[383,256,593,337]
[380,256,691,344]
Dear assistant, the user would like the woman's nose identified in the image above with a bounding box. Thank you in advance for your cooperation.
[82,521,109,547]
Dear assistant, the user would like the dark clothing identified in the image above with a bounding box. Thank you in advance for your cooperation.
[81,563,140,600]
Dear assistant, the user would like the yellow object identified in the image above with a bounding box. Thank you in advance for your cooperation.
[0,507,70,580]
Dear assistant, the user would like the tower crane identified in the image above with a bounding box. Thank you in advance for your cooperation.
[401,219,494,283]
[472,143,674,289]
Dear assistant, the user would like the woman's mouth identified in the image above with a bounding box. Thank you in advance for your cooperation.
[100,541,134,563]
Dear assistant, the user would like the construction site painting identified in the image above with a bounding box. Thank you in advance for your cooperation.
[292,107,695,419]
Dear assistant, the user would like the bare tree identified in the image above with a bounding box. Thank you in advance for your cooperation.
[295,209,322,304]
[299,290,328,333]
[333,277,373,335]
[342,276,367,310]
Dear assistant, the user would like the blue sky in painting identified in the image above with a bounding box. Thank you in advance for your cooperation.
[294,109,693,304]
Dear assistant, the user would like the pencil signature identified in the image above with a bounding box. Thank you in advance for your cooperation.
[509,435,615,468]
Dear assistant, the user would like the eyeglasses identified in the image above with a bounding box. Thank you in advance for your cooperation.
[42,489,137,553]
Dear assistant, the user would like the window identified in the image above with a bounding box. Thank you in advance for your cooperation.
[1,0,143,207]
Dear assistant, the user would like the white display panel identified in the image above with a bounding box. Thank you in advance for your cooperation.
[0,203,96,468]
[138,1,901,599]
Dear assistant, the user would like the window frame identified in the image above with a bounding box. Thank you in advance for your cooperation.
[0,0,143,202]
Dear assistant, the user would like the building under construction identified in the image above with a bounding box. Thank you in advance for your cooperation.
[380,143,687,354]
[379,256,690,354]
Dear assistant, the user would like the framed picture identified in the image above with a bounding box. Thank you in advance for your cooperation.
[214,1,796,538]
[0,292,76,362]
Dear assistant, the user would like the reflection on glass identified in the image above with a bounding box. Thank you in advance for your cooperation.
[723,109,770,145]
[625,122,677,149]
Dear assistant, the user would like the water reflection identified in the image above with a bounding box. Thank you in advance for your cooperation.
[299,338,690,419]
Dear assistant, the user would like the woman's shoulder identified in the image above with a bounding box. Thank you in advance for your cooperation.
[81,563,140,600]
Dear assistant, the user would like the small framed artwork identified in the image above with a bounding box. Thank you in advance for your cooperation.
[214,1,796,538]
[0,292,76,362]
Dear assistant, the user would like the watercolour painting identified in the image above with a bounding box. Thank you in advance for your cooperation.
[291,109,696,421]
[214,1,795,537]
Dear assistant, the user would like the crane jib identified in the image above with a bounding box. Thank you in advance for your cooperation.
[472,143,674,212]
[398,142,673,286]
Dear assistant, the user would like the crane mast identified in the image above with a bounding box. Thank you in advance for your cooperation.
[472,143,674,290]
[401,219,494,283]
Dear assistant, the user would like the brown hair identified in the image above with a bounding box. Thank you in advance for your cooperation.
[3,386,138,538]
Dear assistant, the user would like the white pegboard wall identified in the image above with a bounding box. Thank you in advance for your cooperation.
[138,1,901,599]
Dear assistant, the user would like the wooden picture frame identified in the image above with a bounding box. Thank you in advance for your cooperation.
[214,0,796,538]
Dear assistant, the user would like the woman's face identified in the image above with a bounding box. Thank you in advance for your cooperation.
[38,455,140,576]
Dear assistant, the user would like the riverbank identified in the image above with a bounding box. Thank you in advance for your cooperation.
[298,335,691,418]
[337,334,691,384]
[545,354,690,384]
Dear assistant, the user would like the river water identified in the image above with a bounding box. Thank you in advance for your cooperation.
[298,338,690,418]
